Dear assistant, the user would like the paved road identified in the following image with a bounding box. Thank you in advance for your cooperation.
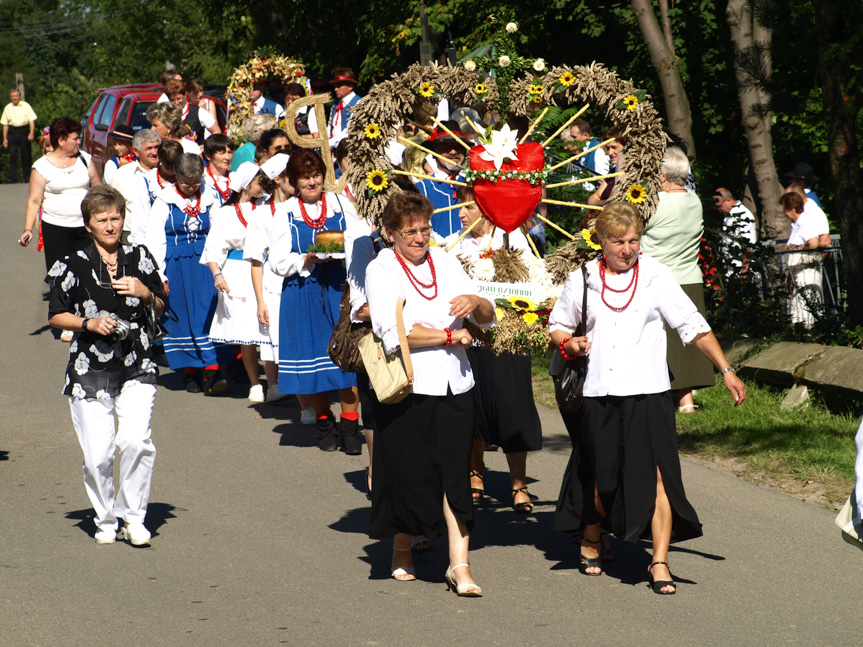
[1,183,861,646]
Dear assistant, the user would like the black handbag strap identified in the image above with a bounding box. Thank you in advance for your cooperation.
[576,265,588,337]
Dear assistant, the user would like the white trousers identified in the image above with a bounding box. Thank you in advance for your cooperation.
[69,381,157,531]
[855,417,863,521]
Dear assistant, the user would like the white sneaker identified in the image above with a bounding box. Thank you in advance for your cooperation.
[119,522,151,546]
[94,529,116,544]
[300,407,316,425]
[265,383,290,403]
[248,384,265,403]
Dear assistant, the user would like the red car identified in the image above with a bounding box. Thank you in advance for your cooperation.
[82,83,228,171]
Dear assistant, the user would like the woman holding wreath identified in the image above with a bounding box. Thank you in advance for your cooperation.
[268,149,361,452]
[365,192,495,596]
[46,185,164,546]
[548,203,745,594]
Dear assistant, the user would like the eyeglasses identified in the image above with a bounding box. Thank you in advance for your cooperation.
[396,226,433,239]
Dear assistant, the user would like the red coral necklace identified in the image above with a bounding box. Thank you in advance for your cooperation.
[598,257,639,312]
[396,251,438,300]
[207,167,231,201]
[175,186,201,218]
[299,195,327,229]
[234,203,248,227]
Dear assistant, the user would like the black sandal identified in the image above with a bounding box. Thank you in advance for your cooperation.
[469,469,484,500]
[647,561,676,594]
[579,538,602,576]
[511,487,534,513]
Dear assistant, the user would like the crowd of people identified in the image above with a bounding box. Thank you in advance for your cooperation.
[16,64,800,599]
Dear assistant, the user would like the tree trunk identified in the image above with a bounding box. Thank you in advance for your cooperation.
[630,0,697,159]
[816,1,863,325]
[725,0,786,237]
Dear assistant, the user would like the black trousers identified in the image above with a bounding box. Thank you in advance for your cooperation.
[6,125,32,183]
[40,221,91,272]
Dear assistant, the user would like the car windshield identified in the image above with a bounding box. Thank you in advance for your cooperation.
[130,101,154,131]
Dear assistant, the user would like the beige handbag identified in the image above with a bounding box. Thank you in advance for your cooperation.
[358,297,414,405]
[835,492,863,550]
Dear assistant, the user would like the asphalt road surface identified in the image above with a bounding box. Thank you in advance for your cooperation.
[1,183,861,646]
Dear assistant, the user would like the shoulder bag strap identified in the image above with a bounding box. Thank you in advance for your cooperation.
[395,296,414,385]
[577,265,588,336]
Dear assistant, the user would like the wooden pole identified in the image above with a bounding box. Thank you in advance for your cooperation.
[545,172,624,189]
[519,107,549,144]
[540,105,590,148]
[536,213,577,240]
[444,216,485,252]
[548,138,616,172]
[398,136,464,171]
[542,198,603,210]
[391,169,467,187]
[432,201,475,214]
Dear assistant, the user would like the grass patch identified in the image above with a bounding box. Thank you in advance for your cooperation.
[531,349,557,409]
[679,374,859,492]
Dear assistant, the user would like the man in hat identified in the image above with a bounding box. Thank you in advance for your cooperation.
[103,125,136,185]
[327,67,361,150]
[415,120,471,238]
[783,162,822,207]
[2,89,37,183]
[714,187,757,276]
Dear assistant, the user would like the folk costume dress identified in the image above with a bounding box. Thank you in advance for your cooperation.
[364,247,496,539]
[244,200,286,363]
[548,254,707,544]
[147,185,232,369]
[444,227,542,454]
[201,202,270,347]
[269,193,357,394]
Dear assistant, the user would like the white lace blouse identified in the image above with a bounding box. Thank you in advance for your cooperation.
[548,253,711,397]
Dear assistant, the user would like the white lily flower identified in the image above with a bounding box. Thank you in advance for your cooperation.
[533,58,545,72]
[478,124,520,170]
[464,60,476,72]
[506,22,518,33]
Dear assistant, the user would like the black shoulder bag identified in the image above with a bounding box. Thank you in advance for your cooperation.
[553,265,589,413]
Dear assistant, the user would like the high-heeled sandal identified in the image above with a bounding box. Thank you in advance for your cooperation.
[511,487,534,513]
[579,537,603,576]
[445,563,482,597]
[469,468,484,500]
[391,546,416,581]
[647,561,676,594]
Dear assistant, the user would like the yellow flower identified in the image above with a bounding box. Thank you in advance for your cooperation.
[495,307,505,321]
[623,95,639,111]
[626,184,647,205]
[364,123,381,139]
[522,312,539,325]
[580,228,602,251]
[506,296,537,312]
[559,71,575,87]
[419,82,435,98]
[529,84,543,95]
[532,95,543,104]
[366,170,388,192]
[474,83,489,96]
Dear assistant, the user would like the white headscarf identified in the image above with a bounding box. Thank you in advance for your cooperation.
[260,153,290,180]
[228,161,260,191]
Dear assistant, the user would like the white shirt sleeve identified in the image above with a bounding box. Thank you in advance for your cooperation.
[198,108,216,130]
[145,199,170,281]
[548,270,584,334]
[593,147,610,175]
[200,206,230,266]
[103,159,119,185]
[366,255,404,354]
[307,106,319,134]
[654,269,711,344]
[129,175,154,245]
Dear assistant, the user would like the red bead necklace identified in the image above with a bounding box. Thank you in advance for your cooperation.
[598,257,639,312]
[269,201,276,216]
[395,250,438,300]
[156,170,165,189]
[175,186,201,218]
[298,195,328,229]
[234,203,248,227]
[207,167,231,201]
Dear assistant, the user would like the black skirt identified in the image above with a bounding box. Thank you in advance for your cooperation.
[369,388,475,539]
[553,392,702,544]
[468,347,542,453]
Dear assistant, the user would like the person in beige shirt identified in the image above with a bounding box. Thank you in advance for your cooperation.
[1,89,37,183]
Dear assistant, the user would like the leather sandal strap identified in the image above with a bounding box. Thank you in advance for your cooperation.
[393,546,412,552]
[648,561,669,571]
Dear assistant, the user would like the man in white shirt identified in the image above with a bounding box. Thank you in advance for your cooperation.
[249,83,285,121]
[1,89,37,183]
[714,187,757,276]
[129,140,182,245]
[111,129,161,240]
[327,67,361,150]
[786,184,830,247]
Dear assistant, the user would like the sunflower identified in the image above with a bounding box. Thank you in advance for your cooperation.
[528,84,543,95]
[522,312,539,325]
[419,82,435,98]
[366,170,388,192]
[506,296,537,312]
[559,71,575,87]
[623,94,639,111]
[363,123,381,139]
[474,83,489,96]
[532,95,543,104]
[626,184,647,204]
[580,228,602,251]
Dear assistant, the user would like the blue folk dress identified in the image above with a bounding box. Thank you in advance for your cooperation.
[273,193,357,394]
[146,185,232,370]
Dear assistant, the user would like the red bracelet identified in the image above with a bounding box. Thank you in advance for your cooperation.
[559,337,575,361]
[444,327,452,347]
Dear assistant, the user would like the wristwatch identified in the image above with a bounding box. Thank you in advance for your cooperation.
[720,366,735,375]
[82,318,90,331]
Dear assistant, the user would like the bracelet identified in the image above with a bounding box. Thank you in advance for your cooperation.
[213,273,224,280]
[720,367,736,375]
[257,300,265,305]
[444,327,452,347]
[559,337,575,361]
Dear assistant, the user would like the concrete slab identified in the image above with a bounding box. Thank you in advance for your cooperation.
[802,345,863,398]
[739,341,829,387]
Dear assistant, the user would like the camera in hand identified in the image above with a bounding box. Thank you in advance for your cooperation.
[109,313,132,341]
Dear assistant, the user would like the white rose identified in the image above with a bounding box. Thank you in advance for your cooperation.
[74,353,90,376]
[464,60,476,72]
[71,383,87,399]
[498,55,511,68]
[506,22,518,33]
[533,59,546,72]
[48,261,67,278]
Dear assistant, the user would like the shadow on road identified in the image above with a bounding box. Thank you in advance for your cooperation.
[65,502,182,541]
[0,450,8,462]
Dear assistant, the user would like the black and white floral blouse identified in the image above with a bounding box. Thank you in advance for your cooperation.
[46,242,165,400]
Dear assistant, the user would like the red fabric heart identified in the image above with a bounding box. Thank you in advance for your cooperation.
[469,142,545,234]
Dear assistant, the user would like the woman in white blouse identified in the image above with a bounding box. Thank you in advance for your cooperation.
[548,203,745,594]
[365,192,495,596]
